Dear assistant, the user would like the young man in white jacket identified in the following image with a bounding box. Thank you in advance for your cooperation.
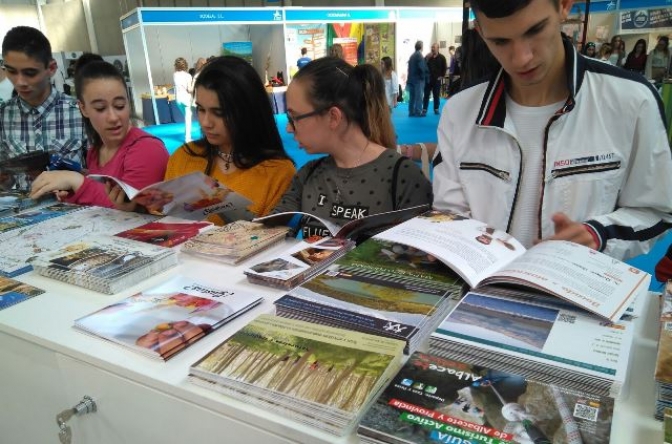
[432,0,672,260]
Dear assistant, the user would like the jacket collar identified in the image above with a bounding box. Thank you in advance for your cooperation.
[476,36,581,127]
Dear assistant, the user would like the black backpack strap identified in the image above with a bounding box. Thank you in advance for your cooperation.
[391,156,404,210]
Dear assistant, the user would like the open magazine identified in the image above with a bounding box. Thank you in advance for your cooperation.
[253,204,429,242]
[89,171,251,221]
[374,210,650,322]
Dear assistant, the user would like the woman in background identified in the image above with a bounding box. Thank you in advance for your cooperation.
[380,56,399,112]
[623,39,648,75]
[173,57,193,143]
[30,60,168,208]
[271,56,432,240]
[162,56,295,225]
[582,42,597,58]
[646,36,670,83]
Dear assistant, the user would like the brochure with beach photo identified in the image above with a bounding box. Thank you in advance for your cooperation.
[88,171,251,221]
[73,275,263,361]
[374,210,650,322]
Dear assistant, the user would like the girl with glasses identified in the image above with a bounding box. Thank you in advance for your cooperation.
[271,56,432,241]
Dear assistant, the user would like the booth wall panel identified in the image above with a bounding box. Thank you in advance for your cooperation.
[90,0,127,56]
[41,0,91,52]
[124,27,152,122]
[387,0,463,6]
[250,25,286,85]
[0,5,40,44]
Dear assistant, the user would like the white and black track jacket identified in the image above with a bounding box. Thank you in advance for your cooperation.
[433,38,672,260]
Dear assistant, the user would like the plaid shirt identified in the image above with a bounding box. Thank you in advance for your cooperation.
[0,87,86,165]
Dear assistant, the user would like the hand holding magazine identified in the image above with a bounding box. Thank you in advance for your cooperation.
[375,210,650,322]
[89,171,251,221]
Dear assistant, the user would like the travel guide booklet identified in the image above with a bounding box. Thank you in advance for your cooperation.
[358,351,614,444]
[89,171,251,221]
[244,236,355,290]
[181,220,290,265]
[0,202,81,235]
[74,275,263,361]
[374,210,649,323]
[0,206,155,278]
[189,314,405,435]
[430,289,635,398]
[0,276,44,311]
[114,217,212,248]
[30,234,178,294]
[253,203,430,243]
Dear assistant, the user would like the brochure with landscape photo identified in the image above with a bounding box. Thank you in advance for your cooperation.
[114,217,212,248]
[374,210,649,322]
[74,275,263,360]
[0,276,44,311]
[358,351,615,444]
[89,171,251,221]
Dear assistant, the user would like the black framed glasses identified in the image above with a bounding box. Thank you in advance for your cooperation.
[286,105,331,130]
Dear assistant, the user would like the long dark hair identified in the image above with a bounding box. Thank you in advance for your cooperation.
[293,57,395,149]
[187,56,291,175]
[74,60,126,150]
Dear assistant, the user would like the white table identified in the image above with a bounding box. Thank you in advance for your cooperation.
[0,241,663,443]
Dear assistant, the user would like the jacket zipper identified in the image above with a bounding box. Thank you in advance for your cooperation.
[551,161,621,179]
[460,162,511,181]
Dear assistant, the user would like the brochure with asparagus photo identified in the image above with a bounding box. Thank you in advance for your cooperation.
[89,171,251,221]
[374,210,649,322]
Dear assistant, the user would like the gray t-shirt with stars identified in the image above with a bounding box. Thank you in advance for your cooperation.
[273,150,433,238]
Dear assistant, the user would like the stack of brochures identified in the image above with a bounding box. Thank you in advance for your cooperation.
[429,288,637,399]
[273,236,463,354]
[189,314,405,436]
[244,237,355,290]
[31,234,178,294]
[73,276,263,360]
[181,220,289,265]
[0,276,44,311]
[357,351,615,444]
[655,281,672,420]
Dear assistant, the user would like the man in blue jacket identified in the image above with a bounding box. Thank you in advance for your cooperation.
[432,0,672,260]
[406,40,428,117]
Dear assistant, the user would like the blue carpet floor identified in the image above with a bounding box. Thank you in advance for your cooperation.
[144,98,670,290]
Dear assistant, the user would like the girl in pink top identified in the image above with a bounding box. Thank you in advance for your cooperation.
[30,60,168,210]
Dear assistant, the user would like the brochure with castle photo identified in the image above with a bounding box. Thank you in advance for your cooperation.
[358,351,614,444]
[374,210,649,322]
[89,171,251,221]
[74,275,263,361]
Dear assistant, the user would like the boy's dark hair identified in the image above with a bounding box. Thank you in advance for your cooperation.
[1,26,52,67]
[301,47,308,56]
[470,0,559,18]
[414,41,423,51]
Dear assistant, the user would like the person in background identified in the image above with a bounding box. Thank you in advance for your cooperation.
[423,42,448,115]
[0,62,13,104]
[380,56,399,111]
[329,44,344,60]
[406,40,429,117]
[173,57,192,143]
[186,57,207,143]
[623,39,647,75]
[608,35,626,67]
[598,43,613,63]
[272,56,432,239]
[160,56,295,225]
[447,45,457,93]
[582,42,597,58]
[432,0,672,260]
[646,35,670,83]
[297,47,312,70]
[0,26,86,175]
[29,60,168,209]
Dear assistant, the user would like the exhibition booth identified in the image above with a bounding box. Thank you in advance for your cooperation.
[120,6,465,124]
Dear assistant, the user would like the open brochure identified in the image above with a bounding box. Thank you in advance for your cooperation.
[374,210,650,322]
[89,171,251,221]
[252,204,429,242]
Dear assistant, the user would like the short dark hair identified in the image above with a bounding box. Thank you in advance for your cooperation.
[415,41,423,51]
[470,0,559,18]
[2,26,52,67]
[74,53,104,78]
[301,47,307,56]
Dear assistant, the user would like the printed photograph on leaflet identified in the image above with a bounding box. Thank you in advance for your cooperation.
[0,276,44,310]
[114,217,212,248]
[358,351,614,444]
[89,171,251,220]
[374,210,649,322]
[190,314,404,413]
[435,291,632,379]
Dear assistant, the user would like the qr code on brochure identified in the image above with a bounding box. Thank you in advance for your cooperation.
[573,402,599,422]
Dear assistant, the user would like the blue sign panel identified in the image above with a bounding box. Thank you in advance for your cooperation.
[285,9,394,22]
[620,0,672,10]
[121,12,139,30]
[140,9,283,24]
[398,8,469,21]
[570,1,618,14]
[622,7,672,29]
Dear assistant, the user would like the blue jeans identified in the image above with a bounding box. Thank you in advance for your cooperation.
[407,82,424,116]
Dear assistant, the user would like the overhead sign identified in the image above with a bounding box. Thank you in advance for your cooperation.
[284,9,396,22]
[621,8,672,30]
[139,9,283,24]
